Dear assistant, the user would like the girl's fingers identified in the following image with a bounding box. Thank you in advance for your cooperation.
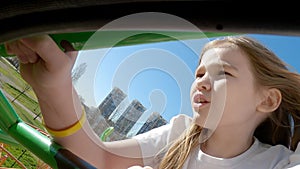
[20,35,73,64]
[60,39,75,52]
[20,35,62,62]
[16,40,39,64]
[60,40,78,67]
[5,40,39,64]
[4,42,14,55]
[7,35,77,65]
[21,35,78,71]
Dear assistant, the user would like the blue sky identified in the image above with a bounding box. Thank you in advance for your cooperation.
[73,33,300,124]
[249,34,300,72]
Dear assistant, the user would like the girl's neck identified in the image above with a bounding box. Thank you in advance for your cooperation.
[200,128,255,159]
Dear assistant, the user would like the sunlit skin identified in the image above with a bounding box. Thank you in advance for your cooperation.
[190,46,273,158]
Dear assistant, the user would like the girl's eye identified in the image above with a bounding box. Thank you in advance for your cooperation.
[196,73,205,78]
[218,71,232,76]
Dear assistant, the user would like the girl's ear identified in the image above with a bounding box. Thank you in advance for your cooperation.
[256,88,282,113]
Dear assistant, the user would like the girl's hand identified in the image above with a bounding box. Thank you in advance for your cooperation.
[5,35,78,96]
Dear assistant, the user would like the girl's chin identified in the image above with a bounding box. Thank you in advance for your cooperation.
[192,114,206,127]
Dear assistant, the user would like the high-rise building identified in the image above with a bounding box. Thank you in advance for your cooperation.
[84,87,168,141]
[108,98,130,123]
[136,112,167,135]
[114,99,146,135]
[98,87,127,119]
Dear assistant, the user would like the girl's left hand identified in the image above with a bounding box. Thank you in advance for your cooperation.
[128,166,153,169]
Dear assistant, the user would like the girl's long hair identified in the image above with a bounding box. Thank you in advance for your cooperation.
[159,36,300,169]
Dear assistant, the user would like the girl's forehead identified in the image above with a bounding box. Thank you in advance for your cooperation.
[200,47,246,66]
[200,48,233,65]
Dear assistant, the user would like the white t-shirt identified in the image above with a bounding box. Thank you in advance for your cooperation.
[133,114,300,169]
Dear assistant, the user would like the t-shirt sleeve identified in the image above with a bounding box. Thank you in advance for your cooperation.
[284,142,300,168]
[132,114,192,167]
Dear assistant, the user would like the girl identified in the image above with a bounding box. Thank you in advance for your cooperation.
[5,35,300,169]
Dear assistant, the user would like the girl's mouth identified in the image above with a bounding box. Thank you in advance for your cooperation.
[192,93,210,111]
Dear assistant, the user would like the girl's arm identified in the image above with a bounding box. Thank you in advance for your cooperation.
[5,35,144,169]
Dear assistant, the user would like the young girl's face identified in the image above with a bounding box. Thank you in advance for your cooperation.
[190,46,265,131]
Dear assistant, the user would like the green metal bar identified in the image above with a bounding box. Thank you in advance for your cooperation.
[0,129,19,146]
[0,89,20,146]
[8,122,96,169]
[100,127,114,141]
[0,31,235,57]
[0,89,96,169]
[51,31,235,52]
[0,89,20,132]
[8,122,59,168]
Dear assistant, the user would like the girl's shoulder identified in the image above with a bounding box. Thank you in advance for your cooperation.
[133,114,192,141]
[132,114,193,167]
[253,139,293,169]
[284,142,300,168]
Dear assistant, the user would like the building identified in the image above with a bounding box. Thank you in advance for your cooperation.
[98,87,127,119]
[108,98,130,124]
[85,87,127,138]
[114,99,146,135]
[84,86,168,141]
[136,112,167,135]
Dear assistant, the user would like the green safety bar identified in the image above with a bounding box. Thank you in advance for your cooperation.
[0,129,19,146]
[0,90,96,169]
[0,30,235,57]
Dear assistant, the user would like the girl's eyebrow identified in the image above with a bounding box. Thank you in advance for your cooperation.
[219,62,239,72]
[197,61,239,72]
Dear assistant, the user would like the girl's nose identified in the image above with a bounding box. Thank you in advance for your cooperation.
[196,74,211,91]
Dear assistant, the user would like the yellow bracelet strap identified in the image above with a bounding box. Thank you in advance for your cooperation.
[44,109,86,137]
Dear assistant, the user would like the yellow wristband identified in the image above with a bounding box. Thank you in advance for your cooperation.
[44,109,86,137]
